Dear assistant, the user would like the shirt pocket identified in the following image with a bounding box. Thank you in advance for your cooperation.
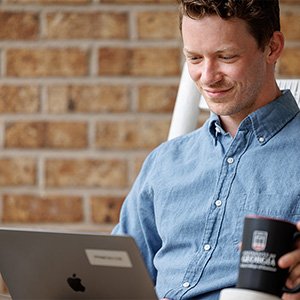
[233,193,300,246]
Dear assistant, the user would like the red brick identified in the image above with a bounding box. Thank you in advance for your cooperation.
[0,11,39,40]
[279,47,300,76]
[46,159,128,188]
[8,0,91,4]
[91,196,125,224]
[0,276,9,295]
[0,158,36,186]
[96,120,170,150]
[138,85,177,113]
[6,49,89,77]
[280,0,300,3]
[281,11,300,41]
[99,47,181,76]
[2,194,83,223]
[101,0,174,3]
[5,122,87,149]
[46,12,128,39]
[0,86,39,113]
[138,11,180,40]
[47,85,130,113]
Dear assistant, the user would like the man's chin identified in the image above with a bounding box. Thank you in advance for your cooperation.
[204,100,233,115]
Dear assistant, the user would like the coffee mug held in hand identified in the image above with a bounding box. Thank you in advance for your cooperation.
[237,216,300,297]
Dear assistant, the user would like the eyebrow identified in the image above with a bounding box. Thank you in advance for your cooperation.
[183,47,241,55]
[183,49,197,55]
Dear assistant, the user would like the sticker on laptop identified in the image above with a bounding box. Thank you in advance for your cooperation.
[85,249,132,268]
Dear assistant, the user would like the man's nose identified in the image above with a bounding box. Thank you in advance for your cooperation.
[200,60,222,86]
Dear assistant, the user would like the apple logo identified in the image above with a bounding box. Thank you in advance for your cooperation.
[67,273,86,292]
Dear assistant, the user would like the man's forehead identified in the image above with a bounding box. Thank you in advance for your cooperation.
[181,15,255,49]
[182,15,251,44]
[181,14,246,29]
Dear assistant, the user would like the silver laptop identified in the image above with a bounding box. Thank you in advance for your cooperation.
[0,228,158,300]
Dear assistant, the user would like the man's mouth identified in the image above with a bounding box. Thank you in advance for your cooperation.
[203,87,233,98]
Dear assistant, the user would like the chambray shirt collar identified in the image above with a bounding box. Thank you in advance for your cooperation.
[208,90,299,144]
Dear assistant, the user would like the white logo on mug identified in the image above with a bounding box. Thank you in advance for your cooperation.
[252,230,268,251]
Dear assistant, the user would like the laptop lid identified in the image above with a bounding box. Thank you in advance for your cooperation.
[0,228,158,300]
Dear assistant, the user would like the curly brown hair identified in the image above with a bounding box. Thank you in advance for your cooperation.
[178,0,281,50]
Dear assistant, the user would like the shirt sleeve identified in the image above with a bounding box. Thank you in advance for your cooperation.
[111,149,162,284]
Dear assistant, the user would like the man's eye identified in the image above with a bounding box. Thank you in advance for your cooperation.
[220,55,237,61]
[188,57,202,63]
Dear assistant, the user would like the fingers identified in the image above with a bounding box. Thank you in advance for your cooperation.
[296,221,300,231]
[288,263,300,286]
[281,292,300,300]
[278,249,300,270]
[278,227,300,293]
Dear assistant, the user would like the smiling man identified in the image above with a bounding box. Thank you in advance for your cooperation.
[112,1,300,300]
[182,14,283,137]
[181,2,284,138]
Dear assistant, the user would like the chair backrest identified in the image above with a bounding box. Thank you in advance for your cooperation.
[168,62,300,140]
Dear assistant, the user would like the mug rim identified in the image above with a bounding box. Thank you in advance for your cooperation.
[245,215,295,226]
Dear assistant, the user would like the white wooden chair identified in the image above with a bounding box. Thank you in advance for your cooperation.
[168,62,300,140]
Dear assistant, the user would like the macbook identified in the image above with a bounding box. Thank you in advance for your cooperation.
[0,228,158,300]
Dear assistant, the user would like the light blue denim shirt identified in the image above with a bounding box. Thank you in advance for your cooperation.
[112,90,300,300]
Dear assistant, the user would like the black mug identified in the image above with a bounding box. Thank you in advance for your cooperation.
[237,216,300,297]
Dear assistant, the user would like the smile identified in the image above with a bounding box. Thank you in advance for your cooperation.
[204,87,233,98]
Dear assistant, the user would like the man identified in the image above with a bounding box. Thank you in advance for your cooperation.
[112,1,300,299]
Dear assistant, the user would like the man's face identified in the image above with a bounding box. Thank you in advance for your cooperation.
[182,15,271,120]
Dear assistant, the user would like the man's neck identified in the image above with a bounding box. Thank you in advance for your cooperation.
[219,85,282,138]
[219,116,240,138]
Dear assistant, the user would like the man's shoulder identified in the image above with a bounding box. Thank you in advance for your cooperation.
[157,123,210,154]
[144,122,212,171]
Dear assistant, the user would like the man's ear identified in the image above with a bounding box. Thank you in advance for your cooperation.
[266,31,285,64]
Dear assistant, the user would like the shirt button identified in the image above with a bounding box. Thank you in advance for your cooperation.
[227,157,234,164]
[183,282,190,288]
[215,200,222,207]
[259,137,265,143]
[204,244,211,251]
[215,127,221,133]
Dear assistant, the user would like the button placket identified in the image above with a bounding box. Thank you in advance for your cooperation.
[176,129,250,300]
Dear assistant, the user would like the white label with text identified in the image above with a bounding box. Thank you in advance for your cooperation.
[85,249,132,268]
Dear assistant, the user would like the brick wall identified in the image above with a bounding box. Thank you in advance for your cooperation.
[0,0,299,234]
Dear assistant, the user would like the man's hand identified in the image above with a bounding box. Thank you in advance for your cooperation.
[278,221,300,300]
